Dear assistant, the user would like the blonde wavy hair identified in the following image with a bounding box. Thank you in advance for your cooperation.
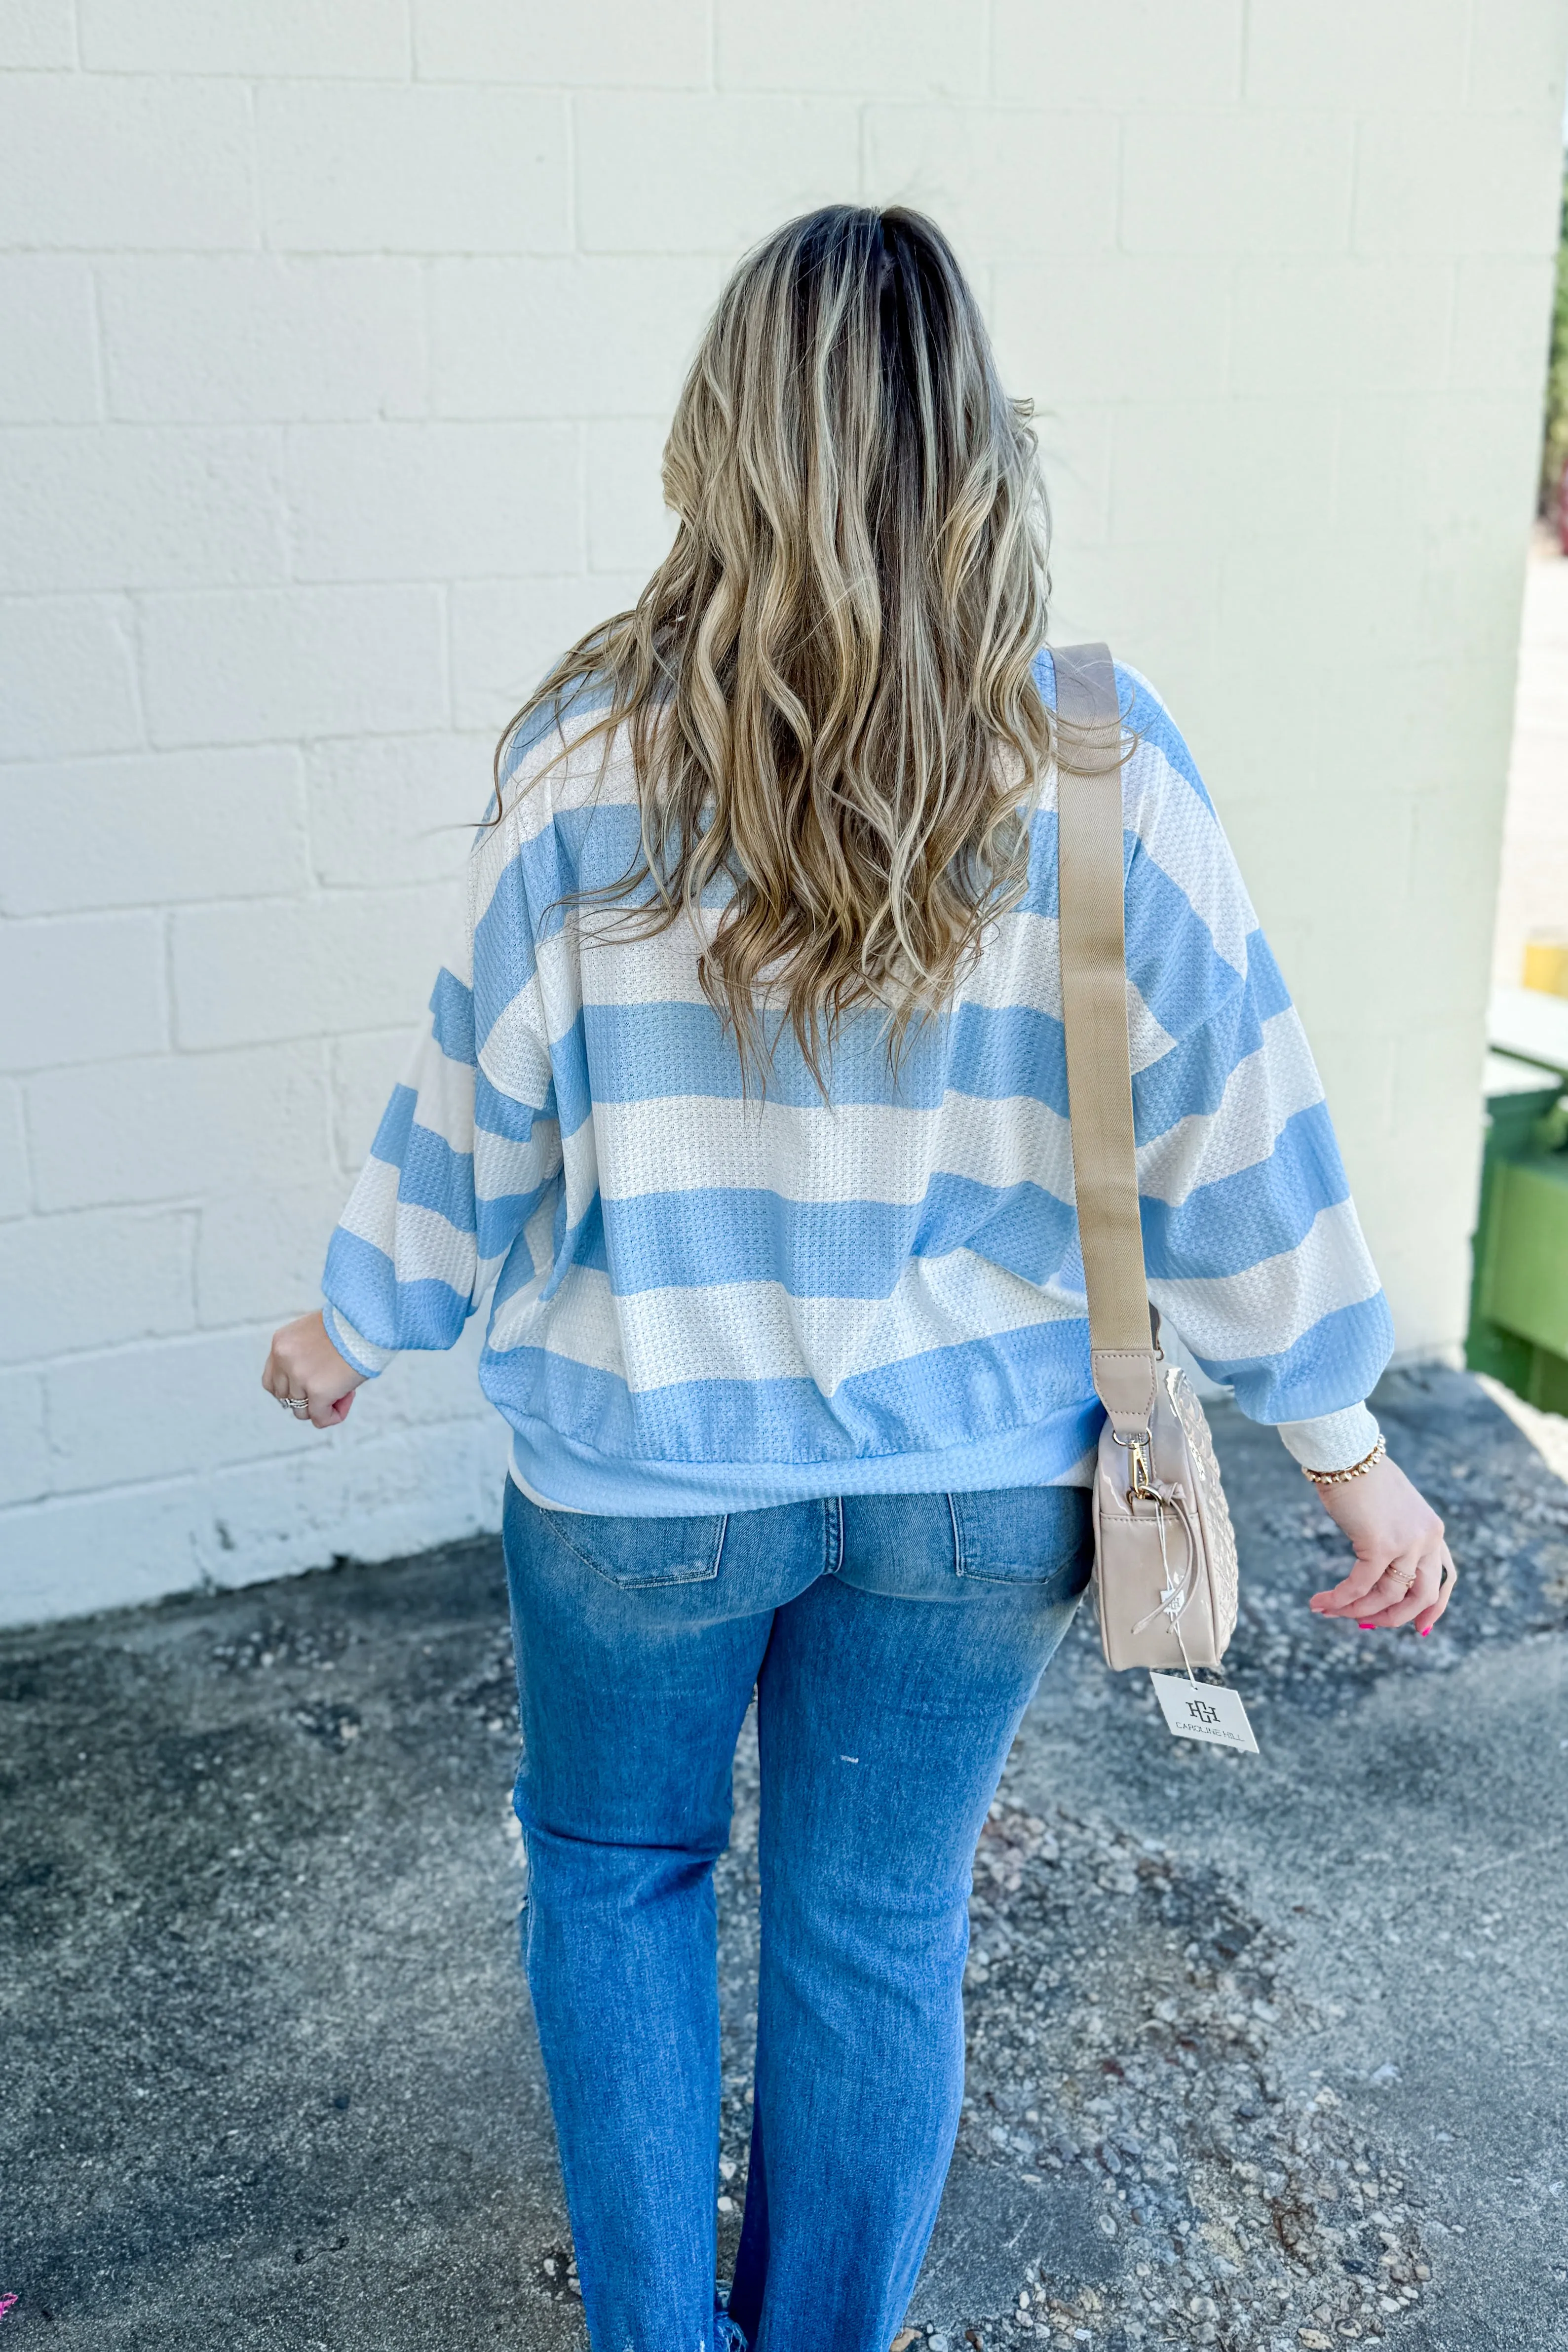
[495,203,1054,1091]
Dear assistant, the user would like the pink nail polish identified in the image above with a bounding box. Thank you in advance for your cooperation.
[1420,1627,1430,1638]
[1358,1621,1375,1630]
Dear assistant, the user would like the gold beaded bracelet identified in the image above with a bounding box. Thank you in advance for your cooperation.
[1300,1433,1386,1486]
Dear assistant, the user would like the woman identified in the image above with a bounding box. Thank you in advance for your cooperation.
[264,206,1453,2352]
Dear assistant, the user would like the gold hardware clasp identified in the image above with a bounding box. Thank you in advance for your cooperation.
[1113,1427,1158,1505]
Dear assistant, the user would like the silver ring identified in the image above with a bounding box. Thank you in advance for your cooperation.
[282,1395,308,1410]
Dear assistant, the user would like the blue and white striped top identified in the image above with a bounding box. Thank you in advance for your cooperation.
[321,654,1392,1515]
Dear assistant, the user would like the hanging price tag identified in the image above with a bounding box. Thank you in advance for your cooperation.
[1149,1672,1259,1754]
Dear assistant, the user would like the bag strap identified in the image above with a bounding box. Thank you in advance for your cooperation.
[1053,643,1157,1439]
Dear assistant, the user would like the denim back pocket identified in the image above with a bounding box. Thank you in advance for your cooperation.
[949,1484,1093,1588]
[538,1506,729,1591]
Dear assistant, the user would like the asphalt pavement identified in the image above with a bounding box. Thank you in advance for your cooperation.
[1,1365,1564,2352]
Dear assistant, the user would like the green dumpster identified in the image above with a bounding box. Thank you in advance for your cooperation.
[1467,1059,1568,1413]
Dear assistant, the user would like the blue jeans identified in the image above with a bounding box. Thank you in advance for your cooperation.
[502,1477,1093,2352]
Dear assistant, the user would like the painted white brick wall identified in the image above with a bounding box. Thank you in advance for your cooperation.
[1492,533,1568,988]
[3,0,1567,1626]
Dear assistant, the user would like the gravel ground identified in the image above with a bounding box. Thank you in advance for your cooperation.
[706,1708,1437,2352]
[1,1366,1565,2350]
[713,1366,1568,2352]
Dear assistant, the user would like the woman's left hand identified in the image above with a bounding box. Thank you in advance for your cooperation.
[1306,1454,1455,1636]
[262,1311,367,1430]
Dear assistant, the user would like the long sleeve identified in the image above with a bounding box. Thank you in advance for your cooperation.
[321,901,563,1379]
[1116,671,1394,1442]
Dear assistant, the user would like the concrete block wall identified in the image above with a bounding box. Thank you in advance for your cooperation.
[1492,534,1568,988]
[3,0,1567,1624]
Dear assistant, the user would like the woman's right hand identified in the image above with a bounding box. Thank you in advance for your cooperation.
[1306,1454,1455,1636]
[262,1310,367,1430]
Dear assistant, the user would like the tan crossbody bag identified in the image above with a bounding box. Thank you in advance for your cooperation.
[1053,644,1240,1673]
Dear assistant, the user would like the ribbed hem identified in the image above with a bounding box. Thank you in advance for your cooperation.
[508,1458,589,1513]
[322,1301,397,1380]
[507,1408,1102,1518]
[1274,1402,1381,1475]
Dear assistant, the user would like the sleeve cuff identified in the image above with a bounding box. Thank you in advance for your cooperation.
[323,1301,397,1380]
[1274,1402,1382,1475]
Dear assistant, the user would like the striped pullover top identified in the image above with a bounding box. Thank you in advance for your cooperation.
[320,654,1392,1516]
